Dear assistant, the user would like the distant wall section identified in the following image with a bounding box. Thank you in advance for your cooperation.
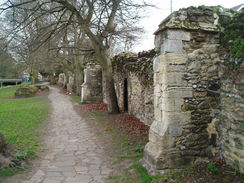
[113,51,155,125]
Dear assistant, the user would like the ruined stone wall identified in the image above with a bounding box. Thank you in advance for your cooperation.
[142,6,244,174]
[67,75,75,94]
[142,6,223,174]
[219,59,244,173]
[58,73,75,93]
[114,72,154,125]
[57,73,67,88]
[113,51,155,125]
[81,65,103,103]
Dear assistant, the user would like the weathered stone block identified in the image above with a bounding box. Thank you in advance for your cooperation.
[161,39,184,55]
[161,97,184,112]
[154,54,187,74]
[168,124,182,137]
[154,84,162,97]
[154,34,164,53]
[81,65,103,103]
[162,87,193,99]
[166,30,191,41]
[154,107,162,122]
[161,72,187,86]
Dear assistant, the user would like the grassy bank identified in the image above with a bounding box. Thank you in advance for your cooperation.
[0,85,50,175]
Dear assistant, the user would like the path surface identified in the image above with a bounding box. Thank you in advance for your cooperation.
[22,86,112,183]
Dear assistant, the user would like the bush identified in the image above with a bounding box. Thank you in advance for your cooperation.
[207,162,219,173]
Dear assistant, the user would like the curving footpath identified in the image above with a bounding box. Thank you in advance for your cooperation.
[21,86,112,183]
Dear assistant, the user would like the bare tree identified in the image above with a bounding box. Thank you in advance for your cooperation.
[0,0,152,113]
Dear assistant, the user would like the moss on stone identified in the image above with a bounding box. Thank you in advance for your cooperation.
[181,103,199,111]
[112,50,156,86]
[183,22,200,29]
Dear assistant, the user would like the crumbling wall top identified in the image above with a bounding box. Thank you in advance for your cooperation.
[155,6,221,34]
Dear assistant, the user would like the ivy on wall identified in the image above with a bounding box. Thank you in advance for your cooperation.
[219,11,244,59]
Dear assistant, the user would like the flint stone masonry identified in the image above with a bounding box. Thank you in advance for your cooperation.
[113,51,155,125]
[81,65,103,104]
[114,72,154,125]
[219,61,244,173]
[142,6,244,174]
[142,6,223,174]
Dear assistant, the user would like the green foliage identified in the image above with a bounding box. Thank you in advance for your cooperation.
[0,167,23,176]
[220,12,244,59]
[14,150,37,160]
[207,162,219,173]
[122,141,132,146]
[108,175,123,179]
[231,38,244,58]
[132,163,193,183]
[0,41,19,79]
[134,145,144,153]
[132,163,153,183]
[183,22,200,29]
[14,152,27,160]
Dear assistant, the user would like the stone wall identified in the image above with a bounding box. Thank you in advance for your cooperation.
[67,75,75,94]
[57,73,67,88]
[81,65,103,103]
[58,73,75,93]
[113,51,155,125]
[141,6,244,174]
[219,59,244,173]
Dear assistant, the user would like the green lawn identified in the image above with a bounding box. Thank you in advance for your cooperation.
[0,85,49,158]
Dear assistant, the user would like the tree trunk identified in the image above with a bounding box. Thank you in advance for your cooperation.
[103,68,120,113]
[81,26,119,113]
[95,48,119,113]
[74,69,84,96]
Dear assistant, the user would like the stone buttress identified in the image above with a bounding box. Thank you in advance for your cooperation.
[142,7,221,174]
[81,65,103,103]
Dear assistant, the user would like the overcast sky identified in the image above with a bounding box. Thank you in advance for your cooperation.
[133,0,244,52]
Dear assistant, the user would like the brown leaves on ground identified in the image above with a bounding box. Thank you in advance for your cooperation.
[115,114,149,136]
[80,103,108,112]
[75,102,149,136]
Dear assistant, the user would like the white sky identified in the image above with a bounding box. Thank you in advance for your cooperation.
[133,0,244,52]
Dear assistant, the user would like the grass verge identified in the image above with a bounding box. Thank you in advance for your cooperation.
[69,94,81,104]
[0,85,50,176]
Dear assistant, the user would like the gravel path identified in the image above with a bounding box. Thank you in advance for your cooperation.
[21,86,112,183]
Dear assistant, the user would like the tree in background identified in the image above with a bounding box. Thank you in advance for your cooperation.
[0,39,19,78]
[0,0,151,113]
